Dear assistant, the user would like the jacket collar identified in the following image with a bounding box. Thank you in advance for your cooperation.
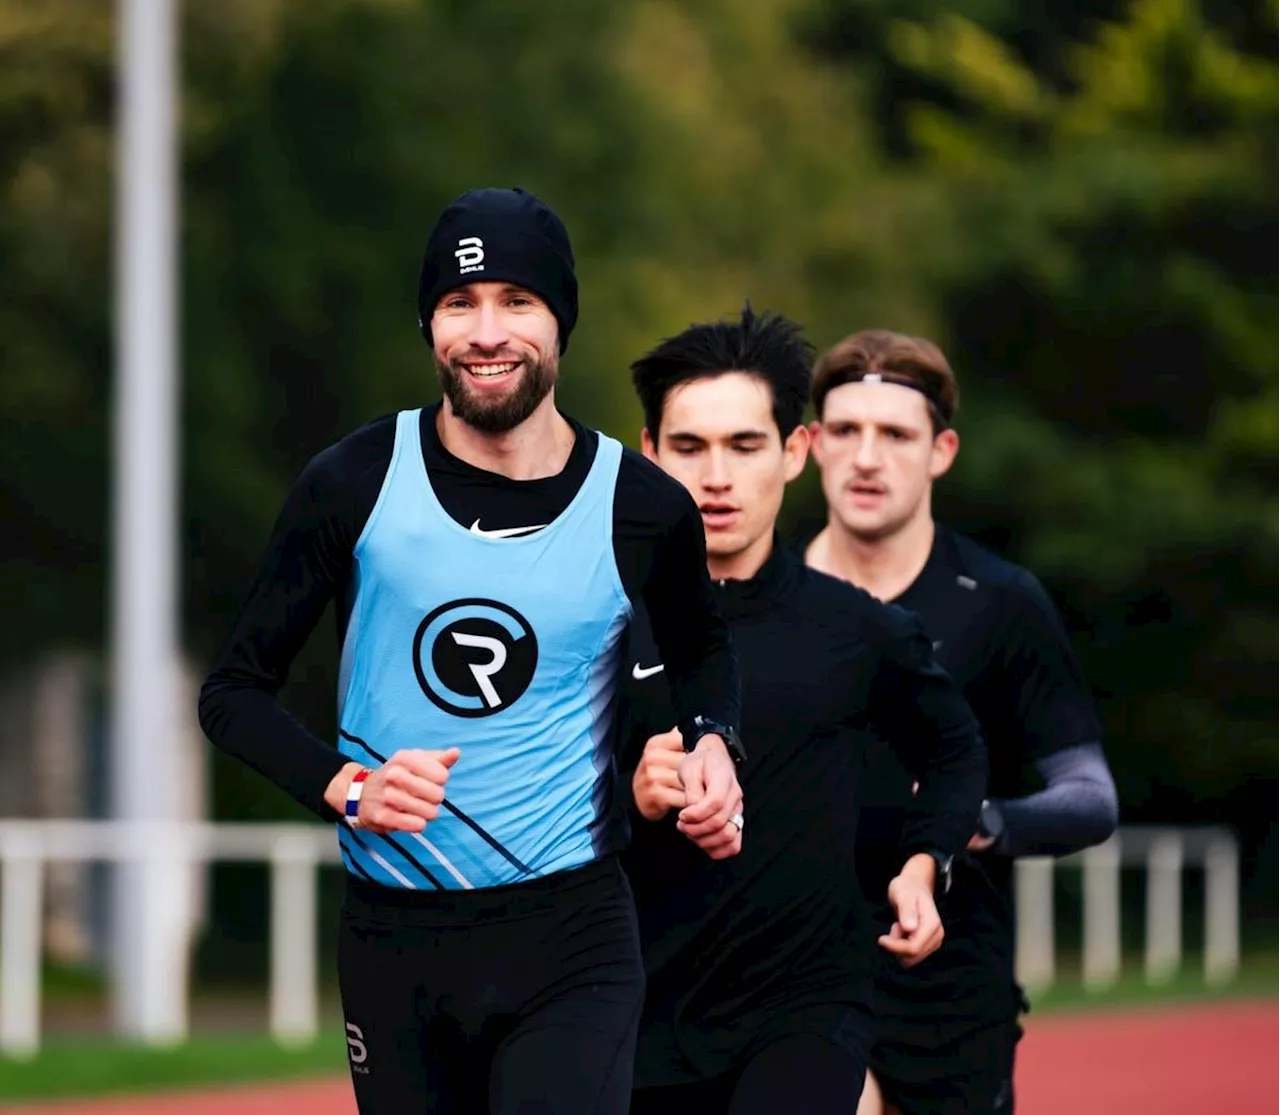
[710,535,797,617]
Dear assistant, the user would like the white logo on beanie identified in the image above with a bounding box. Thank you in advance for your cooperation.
[455,236,485,274]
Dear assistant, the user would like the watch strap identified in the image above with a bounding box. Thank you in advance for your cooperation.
[917,848,954,896]
[683,715,747,764]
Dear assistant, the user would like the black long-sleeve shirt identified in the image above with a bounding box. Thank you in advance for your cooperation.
[199,404,740,823]
[847,524,1114,1026]
[616,542,986,1086]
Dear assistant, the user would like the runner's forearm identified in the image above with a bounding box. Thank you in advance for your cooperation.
[988,743,1118,857]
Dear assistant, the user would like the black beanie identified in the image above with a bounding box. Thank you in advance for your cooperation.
[417,187,578,353]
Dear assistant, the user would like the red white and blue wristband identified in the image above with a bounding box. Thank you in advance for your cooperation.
[344,768,372,828]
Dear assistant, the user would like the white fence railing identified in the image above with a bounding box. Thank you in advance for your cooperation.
[1014,824,1240,993]
[0,821,340,1060]
[0,821,1241,1059]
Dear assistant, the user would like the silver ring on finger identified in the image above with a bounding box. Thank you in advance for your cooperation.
[729,812,744,832]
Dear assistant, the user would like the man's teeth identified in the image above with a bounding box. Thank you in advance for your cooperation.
[467,362,518,377]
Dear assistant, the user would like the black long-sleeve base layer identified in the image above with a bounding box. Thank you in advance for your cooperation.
[847,524,1112,1029]
[617,542,986,1088]
[199,404,739,827]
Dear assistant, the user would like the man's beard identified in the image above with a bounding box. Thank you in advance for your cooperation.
[435,354,558,434]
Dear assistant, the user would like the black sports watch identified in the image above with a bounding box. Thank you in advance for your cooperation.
[916,849,953,896]
[976,798,1005,845]
[683,715,747,765]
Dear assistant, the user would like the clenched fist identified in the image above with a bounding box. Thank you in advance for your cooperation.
[632,728,743,861]
[325,748,460,834]
[632,727,685,820]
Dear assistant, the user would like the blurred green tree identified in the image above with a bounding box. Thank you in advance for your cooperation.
[0,0,114,656]
[0,0,1272,913]
[853,0,1277,826]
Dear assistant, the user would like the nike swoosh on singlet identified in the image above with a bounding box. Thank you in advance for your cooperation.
[468,519,548,539]
[632,662,665,680]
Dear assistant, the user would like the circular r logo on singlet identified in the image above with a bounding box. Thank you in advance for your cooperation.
[412,598,539,718]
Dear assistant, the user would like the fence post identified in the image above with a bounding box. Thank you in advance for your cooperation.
[1203,835,1240,986]
[270,831,319,1046]
[1082,836,1122,991]
[0,832,45,1059]
[1145,831,1183,985]
[125,823,194,1044]
[1015,857,1055,993]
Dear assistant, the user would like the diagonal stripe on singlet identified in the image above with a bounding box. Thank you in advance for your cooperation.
[340,845,378,883]
[339,729,535,876]
[344,818,443,889]
[437,797,534,877]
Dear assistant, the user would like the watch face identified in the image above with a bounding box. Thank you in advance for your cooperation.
[980,802,1004,840]
[689,719,747,763]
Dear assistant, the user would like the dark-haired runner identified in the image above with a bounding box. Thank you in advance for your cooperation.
[620,307,986,1114]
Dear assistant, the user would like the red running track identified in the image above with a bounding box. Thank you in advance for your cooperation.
[1016,1000,1276,1115]
[4,1000,1275,1114]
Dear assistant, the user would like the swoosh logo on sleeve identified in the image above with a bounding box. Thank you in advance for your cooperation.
[631,662,665,681]
[468,519,548,540]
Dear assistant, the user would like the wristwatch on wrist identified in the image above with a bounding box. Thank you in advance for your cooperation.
[918,848,953,896]
[683,715,747,765]
[976,798,1005,844]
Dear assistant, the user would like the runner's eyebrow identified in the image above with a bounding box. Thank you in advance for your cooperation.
[665,429,770,444]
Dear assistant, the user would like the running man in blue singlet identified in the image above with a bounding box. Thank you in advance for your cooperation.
[199,187,745,1115]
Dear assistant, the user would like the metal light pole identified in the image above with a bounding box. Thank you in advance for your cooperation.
[109,0,188,1042]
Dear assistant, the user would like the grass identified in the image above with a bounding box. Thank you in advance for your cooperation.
[0,1032,346,1102]
[1027,947,1277,1014]
[1,952,1273,1102]
[38,963,105,997]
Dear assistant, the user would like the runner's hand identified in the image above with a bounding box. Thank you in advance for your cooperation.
[632,728,687,821]
[880,855,945,968]
[327,749,460,835]
[677,735,744,860]
[966,831,997,852]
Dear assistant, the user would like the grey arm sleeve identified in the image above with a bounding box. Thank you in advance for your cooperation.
[989,743,1119,858]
